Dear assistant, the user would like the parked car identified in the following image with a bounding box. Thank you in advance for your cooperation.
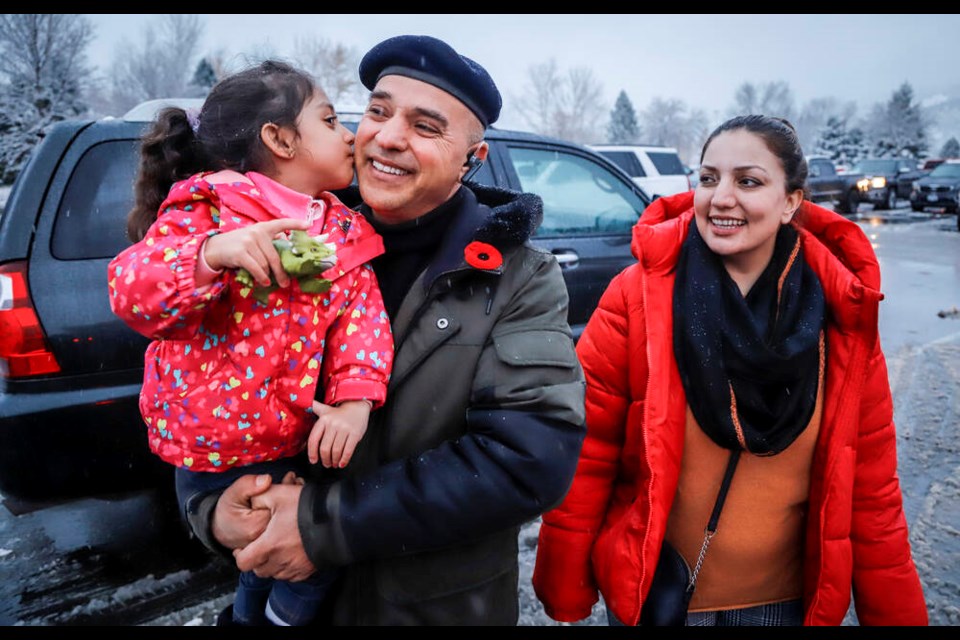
[587,144,693,199]
[909,159,960,223]
[921,158,947,172]
[848,157,927,210]
[0,100,651,504]
[805,156,863,214]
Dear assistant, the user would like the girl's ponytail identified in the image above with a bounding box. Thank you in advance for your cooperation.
[126,107,207,242]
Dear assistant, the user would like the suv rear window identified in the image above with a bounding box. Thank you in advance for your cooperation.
[595,151,646,178]
[52,140,138,260]
[646,151,685,176]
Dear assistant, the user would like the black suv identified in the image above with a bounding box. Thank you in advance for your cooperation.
[0,100,651,504]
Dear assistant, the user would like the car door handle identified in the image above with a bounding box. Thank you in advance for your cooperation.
[552,250,579,267]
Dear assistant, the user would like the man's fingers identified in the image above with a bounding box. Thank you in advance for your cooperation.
[280,471,304,486]
[225,473,272,503]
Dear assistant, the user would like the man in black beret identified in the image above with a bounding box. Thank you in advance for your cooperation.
[185,34,587,626]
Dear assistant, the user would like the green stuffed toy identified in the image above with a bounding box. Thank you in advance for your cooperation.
[235,230,338,304]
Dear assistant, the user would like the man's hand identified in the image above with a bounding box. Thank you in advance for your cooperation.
[211,473,274,550]
[234,482,317,582]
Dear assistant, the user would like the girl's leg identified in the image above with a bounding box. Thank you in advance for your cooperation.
[264,570,340,626]
[232,571,274,626]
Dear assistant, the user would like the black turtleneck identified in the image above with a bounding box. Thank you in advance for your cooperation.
[359,187,465,320]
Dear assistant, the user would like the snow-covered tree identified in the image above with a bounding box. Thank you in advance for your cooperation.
[606,90,640,144]
[293,36,363,106]
[795,97,857,155]
[513,58,605,144]
[865,82,929,159]
[940,136,960,158]
[727,81,796,122]
[811,116,870,168]
[0,14,94,184]
[97,15,205,116]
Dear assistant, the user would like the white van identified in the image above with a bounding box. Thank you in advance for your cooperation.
[589,144,693,199]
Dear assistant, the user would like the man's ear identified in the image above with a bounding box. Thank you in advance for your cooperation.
[260,122,297,160]
[460,141,489,180]
[472,141,489,164]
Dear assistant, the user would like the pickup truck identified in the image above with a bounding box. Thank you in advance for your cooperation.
[0,99,651,505]
[806,156,863,214]
[847,157,927,211]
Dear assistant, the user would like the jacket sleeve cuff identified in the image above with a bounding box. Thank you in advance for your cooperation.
[323,378,388,410]
[298,480,353,571]
[183,489,236,563]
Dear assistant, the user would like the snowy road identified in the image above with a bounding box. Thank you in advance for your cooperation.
[2,206,958,627]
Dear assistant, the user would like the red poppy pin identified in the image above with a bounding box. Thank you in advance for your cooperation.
[464,241,503,271]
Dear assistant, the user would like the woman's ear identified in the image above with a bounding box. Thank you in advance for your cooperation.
[783,189,804,224]
[260,122,297,160]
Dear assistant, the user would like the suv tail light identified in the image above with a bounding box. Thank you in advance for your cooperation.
[0,261,61,378]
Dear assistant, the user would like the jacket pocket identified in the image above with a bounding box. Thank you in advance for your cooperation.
[493,330,578,368]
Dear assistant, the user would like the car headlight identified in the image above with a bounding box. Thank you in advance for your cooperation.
[871,176,886,189]
[911,180,920,194]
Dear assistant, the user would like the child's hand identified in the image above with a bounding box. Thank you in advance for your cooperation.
[306,400,372,469]
[202,218,311,287]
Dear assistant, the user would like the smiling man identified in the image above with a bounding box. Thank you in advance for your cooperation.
[183,34,587,626]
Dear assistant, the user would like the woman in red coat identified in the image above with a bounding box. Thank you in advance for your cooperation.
[533,115,927,626]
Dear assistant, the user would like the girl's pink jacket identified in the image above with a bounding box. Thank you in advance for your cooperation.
[108,172,393,472]
[533,192,927,626]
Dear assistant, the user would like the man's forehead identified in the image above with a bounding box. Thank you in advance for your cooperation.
[371,75,478,126]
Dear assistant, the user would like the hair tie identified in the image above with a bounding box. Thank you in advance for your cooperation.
[185,108,201,134]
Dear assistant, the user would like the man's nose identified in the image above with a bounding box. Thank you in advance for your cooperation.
[373,116,408,150]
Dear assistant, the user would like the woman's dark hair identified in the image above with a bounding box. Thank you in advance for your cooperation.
[699,114,809,202]
[127,59,317,241]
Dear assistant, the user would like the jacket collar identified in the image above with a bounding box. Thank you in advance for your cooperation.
[338,182,543,291]
[421,183,542,287]
[632,192,883,332]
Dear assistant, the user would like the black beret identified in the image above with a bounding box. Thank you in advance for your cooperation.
[359,35,502,128]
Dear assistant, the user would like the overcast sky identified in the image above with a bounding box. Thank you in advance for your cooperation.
[84,14,960,132]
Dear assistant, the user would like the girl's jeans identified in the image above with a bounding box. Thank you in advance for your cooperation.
[175,454,338,626]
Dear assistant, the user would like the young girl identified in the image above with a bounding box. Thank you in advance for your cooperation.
[108,60,394,626]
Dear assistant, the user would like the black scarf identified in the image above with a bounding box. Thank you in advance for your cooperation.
[673,222,826,456]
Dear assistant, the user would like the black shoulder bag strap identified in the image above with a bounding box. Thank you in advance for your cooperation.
[687,449,741,592]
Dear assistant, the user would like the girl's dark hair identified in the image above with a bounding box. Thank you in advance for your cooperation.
[127,59,317,241]
[699,114,809,201]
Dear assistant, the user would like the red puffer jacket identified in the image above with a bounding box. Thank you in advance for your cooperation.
[533,191,927,626]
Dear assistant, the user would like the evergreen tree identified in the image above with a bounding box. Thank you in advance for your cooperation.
[840,126,870,168]
[606,90,640,143]
[813,116,844,160]
[812,116,869,168]
[866,82,928,159]
[940,136,960,158]
[189,58,218,97]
